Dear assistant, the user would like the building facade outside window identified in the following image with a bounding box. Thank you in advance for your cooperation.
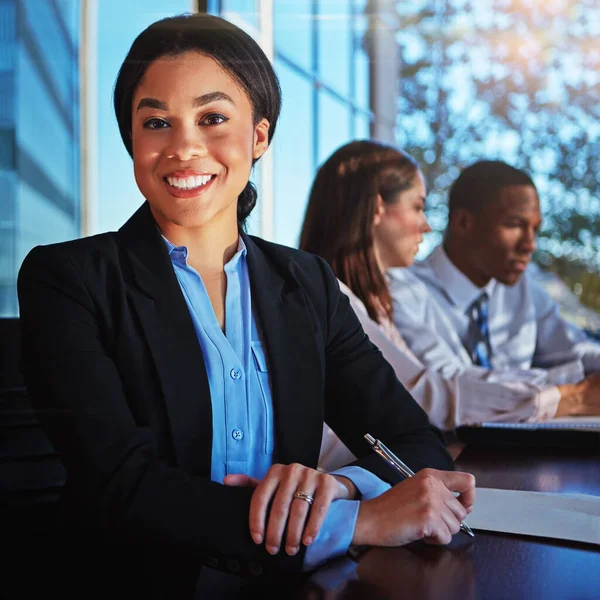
[0,0,81,317]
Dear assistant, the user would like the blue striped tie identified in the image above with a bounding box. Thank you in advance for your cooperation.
[470,293,492,368]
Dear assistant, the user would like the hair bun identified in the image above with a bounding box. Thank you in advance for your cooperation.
[237,182,257,223]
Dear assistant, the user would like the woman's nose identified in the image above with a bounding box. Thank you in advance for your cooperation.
[165,127,206,161]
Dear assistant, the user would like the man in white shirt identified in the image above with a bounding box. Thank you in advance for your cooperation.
[389,160,600,420]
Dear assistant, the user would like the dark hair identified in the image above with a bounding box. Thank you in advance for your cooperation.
[113,13,281,226]
[448,160,536,216]
[299,140,419,324]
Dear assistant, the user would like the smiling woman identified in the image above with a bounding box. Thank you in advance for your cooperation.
[129,52,269,234]
[16,13,471,598]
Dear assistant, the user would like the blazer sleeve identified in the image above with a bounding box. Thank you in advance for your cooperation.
[313,257,455,481]
[17,245,303,579]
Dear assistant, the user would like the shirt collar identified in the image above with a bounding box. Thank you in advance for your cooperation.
[429,245,496,312]
[161,234,247,270]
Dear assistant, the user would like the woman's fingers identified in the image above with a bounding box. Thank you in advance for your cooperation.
[223,473,261,488]
[299,477,344,547]
[436,471,476,512]
[248,470,281,545]
[282,482,317,555]
[283,472,346,553]
[443,492,468,524]
[246,464,346,555]
[423,513,454,545]
[263,466,304,554]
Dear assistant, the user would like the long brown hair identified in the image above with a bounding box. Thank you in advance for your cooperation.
[299,140,419,324]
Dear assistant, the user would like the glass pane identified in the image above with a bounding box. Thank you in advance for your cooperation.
[273,59,313,248]
[3,0,81,317]
[0,172,16,316]
[317,0,351,97]
[317,90,352,165]
[354,111,371,140]
[354,13,369,110]
[18,55,75,198]
[23,0,77,110]
[274,0,312,73]
[221,0,259,29]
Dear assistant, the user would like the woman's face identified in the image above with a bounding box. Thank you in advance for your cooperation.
[373,170,431,270]
[131,51,269,231]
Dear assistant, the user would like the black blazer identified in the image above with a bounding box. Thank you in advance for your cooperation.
[18,202,452,593]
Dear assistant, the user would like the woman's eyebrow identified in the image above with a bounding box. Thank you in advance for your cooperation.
[136,97,167,111]
[193,91,235,107]
[136,91,235,112]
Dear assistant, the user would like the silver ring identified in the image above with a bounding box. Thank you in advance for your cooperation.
[293,491,314,505]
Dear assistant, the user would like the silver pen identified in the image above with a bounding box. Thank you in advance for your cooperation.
[364,433,475,538]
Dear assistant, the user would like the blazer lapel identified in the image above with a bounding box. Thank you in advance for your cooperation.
[244,236,324,469]
[118,203,212,476]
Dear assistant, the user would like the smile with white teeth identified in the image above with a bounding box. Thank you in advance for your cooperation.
[166,175,213,189]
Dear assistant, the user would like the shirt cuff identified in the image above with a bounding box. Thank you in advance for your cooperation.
[530,385,561,421]
[329,465,392,500]
[303,467,391,571]
[303,499,359,571]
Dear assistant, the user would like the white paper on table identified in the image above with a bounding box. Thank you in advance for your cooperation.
[465,488,600,545]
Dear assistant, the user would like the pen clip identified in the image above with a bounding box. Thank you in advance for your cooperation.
[365,433,414,478]
[364,433,412,479]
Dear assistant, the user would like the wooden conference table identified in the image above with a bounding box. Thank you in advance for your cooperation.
[196,444,600,599]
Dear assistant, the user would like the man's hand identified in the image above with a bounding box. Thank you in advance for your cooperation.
[224,464,352,556]
[557,372,600,416]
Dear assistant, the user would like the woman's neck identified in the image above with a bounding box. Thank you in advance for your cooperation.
[159,217,239,276]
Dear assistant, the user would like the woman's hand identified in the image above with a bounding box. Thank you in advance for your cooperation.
[224,464,354,556]
[352,468,475,547]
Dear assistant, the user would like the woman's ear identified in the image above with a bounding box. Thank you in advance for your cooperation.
[253,118,270,159]
[373,194,386,227]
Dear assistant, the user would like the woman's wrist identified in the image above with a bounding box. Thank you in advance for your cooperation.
[332,474,359,500]
[352,499,375,546]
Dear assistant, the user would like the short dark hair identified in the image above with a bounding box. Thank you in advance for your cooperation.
[448,160,536,216]
[113,13,282,226]
[299,140,419,324]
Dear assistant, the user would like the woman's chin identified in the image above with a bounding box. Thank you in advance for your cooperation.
[149,202,227,231]
[390,255,414,269]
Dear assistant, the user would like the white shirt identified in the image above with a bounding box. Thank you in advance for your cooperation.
[317,279,583,469]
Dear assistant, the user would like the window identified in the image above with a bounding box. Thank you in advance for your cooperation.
[271,0,377,247]
[317,0,351,97]
[317,90,352,165]
[274,0,313,74]
[220,0,259,28]
[273,60,313,247]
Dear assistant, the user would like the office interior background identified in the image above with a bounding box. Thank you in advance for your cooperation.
[1,0,599,329]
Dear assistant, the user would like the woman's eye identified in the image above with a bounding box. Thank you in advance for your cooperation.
[202,113,228,126]
[143,118,169,130]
